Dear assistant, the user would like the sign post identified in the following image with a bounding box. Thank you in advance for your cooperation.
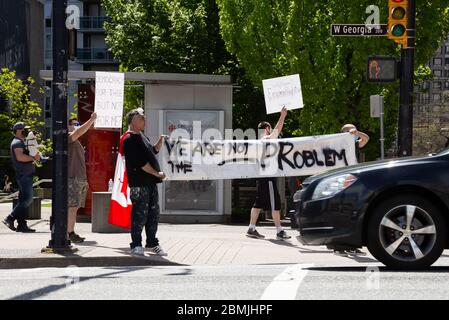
[370,95,385,159]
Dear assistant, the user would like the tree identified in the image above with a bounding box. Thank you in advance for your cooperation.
[103,0,267,131]
[216,0,449,159]
[0,68,50,176]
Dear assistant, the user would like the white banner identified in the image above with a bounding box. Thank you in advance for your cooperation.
[161,133,357,180]
[262,74,304,114]
[94,72,124,128]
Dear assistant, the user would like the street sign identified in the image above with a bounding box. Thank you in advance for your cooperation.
[370,95,384,118]
[367,56,398,83]
[331,24,388,36]
[370,95,385,159]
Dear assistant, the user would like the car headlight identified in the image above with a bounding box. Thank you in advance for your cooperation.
[293,191,302,203]
[311,174,358,200]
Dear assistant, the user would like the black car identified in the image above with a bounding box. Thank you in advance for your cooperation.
[294,149,449,269]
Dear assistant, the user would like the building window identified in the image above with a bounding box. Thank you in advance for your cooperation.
[434,58,442,65]
[45,18,51,28]
[433,94,441,102]
[434,70,442,77]
[445,82,449,89]
[434,82,442,89]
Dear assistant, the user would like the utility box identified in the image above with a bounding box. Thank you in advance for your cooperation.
[12,197,42,220]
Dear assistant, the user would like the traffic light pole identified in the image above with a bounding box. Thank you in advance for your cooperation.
[43,0,75,253]
[397,0,415,157]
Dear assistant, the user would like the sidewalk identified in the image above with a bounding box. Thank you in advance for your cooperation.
[0,202,371,269]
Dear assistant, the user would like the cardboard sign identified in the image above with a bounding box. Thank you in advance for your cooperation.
[94,72,124,128]
[262,74,304,114]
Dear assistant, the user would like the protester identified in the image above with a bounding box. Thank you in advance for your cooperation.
[67,113,97,243]
[122,108,167,256]
[332,123,370,257]
[341,124,370,160]
[2,122,40,232]
[247,106,291,240]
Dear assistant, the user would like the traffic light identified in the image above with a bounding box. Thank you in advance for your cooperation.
[367,56,398,83]
[387,0,408,47]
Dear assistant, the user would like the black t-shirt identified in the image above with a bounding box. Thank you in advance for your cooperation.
[123,132,162,187]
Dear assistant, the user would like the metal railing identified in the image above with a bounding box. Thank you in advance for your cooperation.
[76,48,117,62]
[79,16,111,31]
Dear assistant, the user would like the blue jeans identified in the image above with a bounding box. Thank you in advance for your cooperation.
[129,184,160,249]
[9,174,33,227]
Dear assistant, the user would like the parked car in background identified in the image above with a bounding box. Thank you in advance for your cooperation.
[294,149,449,269]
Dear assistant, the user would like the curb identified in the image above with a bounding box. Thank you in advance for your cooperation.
[0,256,184,269]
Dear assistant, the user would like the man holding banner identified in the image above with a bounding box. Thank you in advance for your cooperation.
[247,106,291,240]
[122,108,167,256]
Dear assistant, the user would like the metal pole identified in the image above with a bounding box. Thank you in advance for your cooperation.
[44,0,74,253]
[397,0,415,157]
[380,102,385,160]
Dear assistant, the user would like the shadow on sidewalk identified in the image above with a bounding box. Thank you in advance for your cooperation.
[265,239,301,248]
[7,266,187,300]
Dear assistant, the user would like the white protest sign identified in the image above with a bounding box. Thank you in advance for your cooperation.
[161,133,357,180]
[94,72,124,128]
[262,74,303,114]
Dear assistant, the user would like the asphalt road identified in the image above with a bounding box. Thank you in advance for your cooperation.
[1,262,449,300]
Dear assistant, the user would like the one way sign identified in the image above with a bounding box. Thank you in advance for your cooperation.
[331,24,388,36]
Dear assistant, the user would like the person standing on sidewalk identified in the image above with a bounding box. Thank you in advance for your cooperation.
[247,106,291,241]
[2,122,40,232]
[332,123,370,257]
[67,112,97,243]
[122,108,167,256]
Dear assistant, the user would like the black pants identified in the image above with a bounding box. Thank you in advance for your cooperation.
[253,178,281,211]
[129,184,160,249]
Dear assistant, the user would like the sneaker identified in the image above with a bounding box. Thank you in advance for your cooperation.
[16,225,35,233]
[146,245,168,256]
[246,228,265,239]
[346,248,367,256]
[131,246,145,256]
[2,218,16,231]
[276,230,291,240]
[333,250,348,257]
[69,232,85,244]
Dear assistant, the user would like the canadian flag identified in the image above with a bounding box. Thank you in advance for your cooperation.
[108,131,132,229]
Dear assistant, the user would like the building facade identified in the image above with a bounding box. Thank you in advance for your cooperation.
[0,0,45,163]
[414,34,449,155]
[43,0,119,138]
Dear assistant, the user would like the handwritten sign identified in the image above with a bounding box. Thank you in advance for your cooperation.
[262,74,303,114]
[94,72,124,128]
[161,134,357,180]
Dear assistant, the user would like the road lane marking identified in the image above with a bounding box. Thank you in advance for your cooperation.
[260,264,313,300]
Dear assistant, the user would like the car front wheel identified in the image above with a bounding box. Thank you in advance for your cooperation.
[367,195,447,269]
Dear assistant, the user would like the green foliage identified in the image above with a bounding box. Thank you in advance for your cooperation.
[0,68,52,175]
[217,0,449,159]
[103,0,233,74]
[103,0,264,131]
[0,68,50,152]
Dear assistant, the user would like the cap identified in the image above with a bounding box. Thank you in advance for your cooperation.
[127,107,145,124]
[12,122,31,131]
